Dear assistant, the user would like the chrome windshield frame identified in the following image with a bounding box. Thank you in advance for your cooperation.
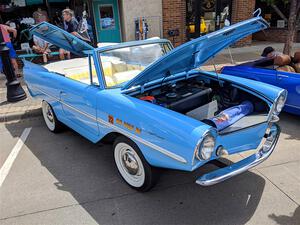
[95,39,173,89]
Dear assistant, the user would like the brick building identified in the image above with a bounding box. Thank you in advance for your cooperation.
[162,0,299,47]
[162,0,256,47]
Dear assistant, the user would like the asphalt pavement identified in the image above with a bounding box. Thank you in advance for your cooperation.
[0,112,299,225]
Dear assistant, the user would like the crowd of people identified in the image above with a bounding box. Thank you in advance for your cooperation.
[0,7,92,76]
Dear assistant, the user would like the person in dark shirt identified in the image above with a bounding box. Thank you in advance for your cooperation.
[53,11,63,28]
[59,9,79,60]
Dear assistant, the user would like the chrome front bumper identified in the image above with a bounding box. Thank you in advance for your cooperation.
[196,124,280,186]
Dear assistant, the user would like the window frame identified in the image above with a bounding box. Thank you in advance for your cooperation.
[96,40,174,89]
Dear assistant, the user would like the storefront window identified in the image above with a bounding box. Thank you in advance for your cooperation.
[256,0,290,28]
[186,0,232,40]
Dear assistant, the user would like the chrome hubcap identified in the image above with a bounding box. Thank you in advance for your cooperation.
[122,151,139,175]
[46,105,54,122]
[115,142,145,187]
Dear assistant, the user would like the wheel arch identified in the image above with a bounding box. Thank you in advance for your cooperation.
[99,131,122,144]
[98,131,156,165]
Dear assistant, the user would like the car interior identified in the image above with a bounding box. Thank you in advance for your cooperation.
[43,57,144,87]
[239,52,300,73]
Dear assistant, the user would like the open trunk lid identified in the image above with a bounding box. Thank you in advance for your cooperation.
[122,16,269,91]
[30,22,94,56]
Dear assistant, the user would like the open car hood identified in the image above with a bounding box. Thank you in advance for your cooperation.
[122,16,269,90]
[30,22,94,56]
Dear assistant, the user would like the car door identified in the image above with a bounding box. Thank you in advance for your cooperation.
[250,67,278,85]
[238,66,277,86]
[58,55,101,141]
[276,70,300,110]
[30,22,101,141]
[59,83,98,134]
[222,66,278,86]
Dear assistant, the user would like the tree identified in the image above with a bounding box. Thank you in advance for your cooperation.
[262,0,300,55]
[283,0,300,55]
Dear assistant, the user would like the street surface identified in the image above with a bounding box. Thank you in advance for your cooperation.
[0,112,299,225]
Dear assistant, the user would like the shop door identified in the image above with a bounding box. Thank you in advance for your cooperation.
[93,0,121,42]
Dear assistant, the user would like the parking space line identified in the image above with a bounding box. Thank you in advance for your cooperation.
[0,127,32,187]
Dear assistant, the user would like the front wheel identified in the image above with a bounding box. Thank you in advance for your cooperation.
[113,136,157,192]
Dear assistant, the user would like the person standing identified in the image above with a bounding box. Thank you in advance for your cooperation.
[59,9,79,60]
[0,24,20,76]
[32,7,49,24]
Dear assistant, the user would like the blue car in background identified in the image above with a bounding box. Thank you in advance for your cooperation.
[24,16,285,191]
[222,59,300,115]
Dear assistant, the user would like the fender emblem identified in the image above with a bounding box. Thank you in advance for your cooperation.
[108,115,114,124]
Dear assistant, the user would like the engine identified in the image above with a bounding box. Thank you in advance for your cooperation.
[137,80,212,113]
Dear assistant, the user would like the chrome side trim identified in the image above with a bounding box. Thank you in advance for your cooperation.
[196,124,280,186]
[285,103,300,109]
[96,117,187,163]
[31,86,187,164]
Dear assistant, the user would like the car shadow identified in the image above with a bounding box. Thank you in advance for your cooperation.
[5,118,266,225]
[278,112,300,141]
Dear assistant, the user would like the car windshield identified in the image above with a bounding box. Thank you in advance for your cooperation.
[99,42,172,88]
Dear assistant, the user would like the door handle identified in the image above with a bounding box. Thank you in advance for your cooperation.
[60,91,67,96]
[278,74,289,79]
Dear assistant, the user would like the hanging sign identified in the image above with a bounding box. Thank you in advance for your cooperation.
[12,0,26,7]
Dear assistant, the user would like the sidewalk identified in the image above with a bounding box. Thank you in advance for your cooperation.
[0,75,41,122]
[0,41,300,122]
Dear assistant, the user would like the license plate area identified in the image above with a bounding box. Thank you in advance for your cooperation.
[216,121,268,155]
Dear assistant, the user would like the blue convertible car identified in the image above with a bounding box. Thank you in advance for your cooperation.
[222,59,300,115]
[24,16,286,191]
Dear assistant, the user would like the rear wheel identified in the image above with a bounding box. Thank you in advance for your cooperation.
[42,101,63,133]
[113,136,157,192]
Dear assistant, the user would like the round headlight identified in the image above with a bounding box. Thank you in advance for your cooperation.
[274,94,286,114]
[197,134,215,160]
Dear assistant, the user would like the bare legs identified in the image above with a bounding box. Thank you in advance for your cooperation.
[32,45,50,64]
[59,48,70,60]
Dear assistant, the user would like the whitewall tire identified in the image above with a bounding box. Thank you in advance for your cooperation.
[113,136,157,192]
[42,101,63,133]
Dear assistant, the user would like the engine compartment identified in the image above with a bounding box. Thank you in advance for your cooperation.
[135,77,270,129]
[145,80,212,113]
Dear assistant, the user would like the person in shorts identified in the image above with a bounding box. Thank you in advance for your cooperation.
[0,24,20,75]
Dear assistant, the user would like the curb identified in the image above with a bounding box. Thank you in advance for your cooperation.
[0,108,42,123]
